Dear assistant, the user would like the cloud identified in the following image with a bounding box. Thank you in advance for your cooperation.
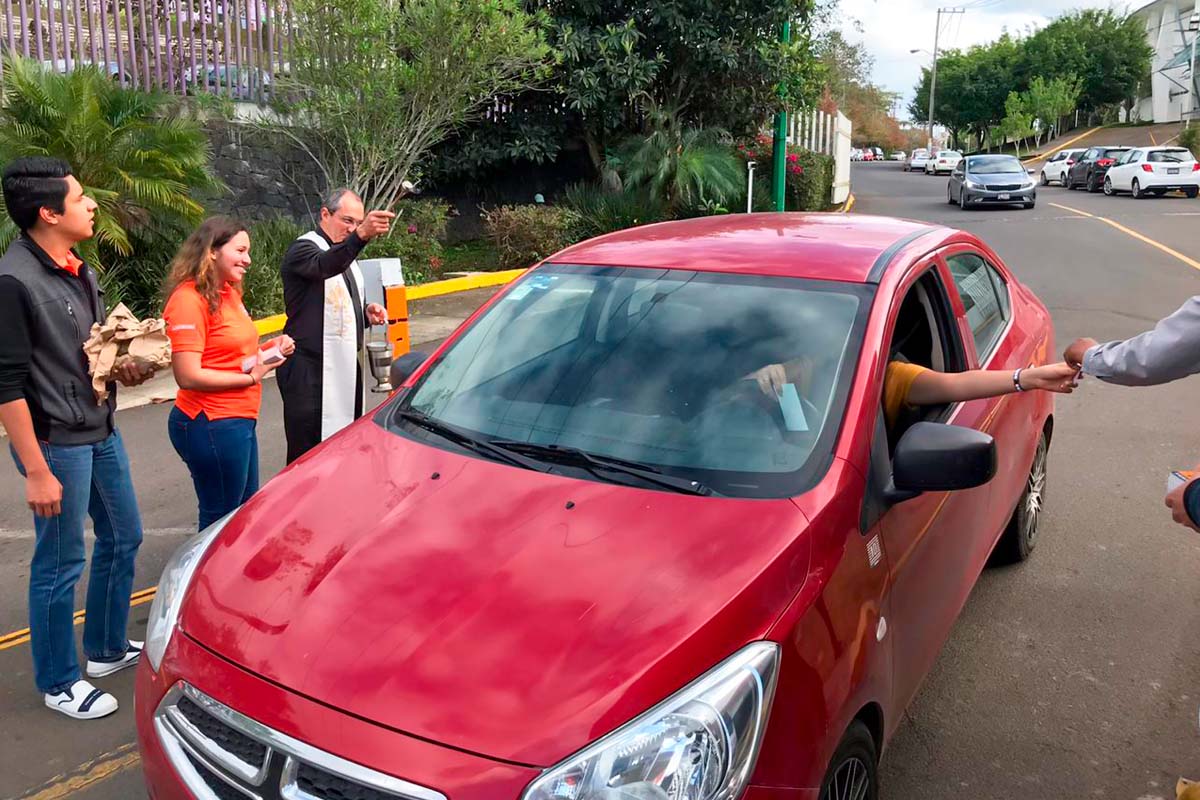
[837,0,1109,117]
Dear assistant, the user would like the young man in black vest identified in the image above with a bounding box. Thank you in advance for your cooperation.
[0,157,151,719]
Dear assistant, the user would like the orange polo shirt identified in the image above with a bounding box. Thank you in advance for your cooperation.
[163,281,262,420]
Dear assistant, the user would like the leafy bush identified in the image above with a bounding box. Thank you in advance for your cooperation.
[562,183,669,239]
[736,136,834,211]
[1179,125,1200,159]
[483,205,581,268]
[362,200,450,282]
[0,56,222,268]
[241,216,303,318]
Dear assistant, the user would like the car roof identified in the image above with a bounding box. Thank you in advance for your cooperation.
[548,213,946,285]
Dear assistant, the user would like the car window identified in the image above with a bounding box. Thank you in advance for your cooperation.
[946,253,1010,361]
[397,265,871,498]
[1149,149,1195,162]
[967,155,1023,174]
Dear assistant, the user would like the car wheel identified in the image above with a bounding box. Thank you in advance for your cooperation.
[1023,201,1035,209]
[819,722,879,800]
[1066,174,1075,190]
[993,430,1048,564]
[947,186,956,205]
[1040,171,1049,186]
[1086,174,1100,193]
[959,189,969,210]
[1103,176,1114,196]
[1132,178,1144,199]
[1185,187,1198,198]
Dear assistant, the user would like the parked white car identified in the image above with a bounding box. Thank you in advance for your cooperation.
[1039,148,1085,186]
[1103,146,1200,199]
[891,151,906,161]
[925,150,963,175]
[905,149,930,172]
[850,148,863,161]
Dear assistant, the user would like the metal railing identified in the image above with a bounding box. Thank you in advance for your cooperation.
[1,0,292,103]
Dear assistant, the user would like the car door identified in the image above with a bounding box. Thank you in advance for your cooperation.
[1072,148,1097,185]
[1107,149,1131,189]
[1117,150,1143,190]
[867,262,992,715]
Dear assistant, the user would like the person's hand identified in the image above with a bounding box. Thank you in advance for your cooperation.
[115,359,154,387]
[267,335,296,357]
[1063,337,1098,370]
[1019,362,1079,393]
[355,210,395,242]
[747,363,788,399]
[27,469,62,518]
[366,303,388,326]
[1165,472,1200,533]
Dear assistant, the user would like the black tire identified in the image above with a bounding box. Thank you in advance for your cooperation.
[959,188,969,210]
[1086,174,1100,193]
[1132,178,1144,199]
[1186,187,1198,199]
[1023,201,1035,209]
[1103,176,1114,196]
[993,430,1048,565]
[1066,173,1076,190]
[1039,171,1049,186]
[947,186,956,204]
[819,722,879,800]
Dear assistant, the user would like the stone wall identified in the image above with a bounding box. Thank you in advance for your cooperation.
[203,121,324,224]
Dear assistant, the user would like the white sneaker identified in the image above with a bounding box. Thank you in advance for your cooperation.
[44,679,118,720]
[86,640,143,679]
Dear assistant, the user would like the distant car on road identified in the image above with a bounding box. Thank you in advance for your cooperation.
[1103,146,1200,199]
[872,147,885,160]
[948,154,1037,210]
[891,151,906,161]
[926,150,963,175]
[1039,148,1085,186]
[851,148,863,161]
[1066,146,1130,192]
[905,148,931,172]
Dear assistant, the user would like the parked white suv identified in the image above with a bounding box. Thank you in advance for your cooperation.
[905,149,930,172]
[1103,146,1199,199]
[1039,148,1085,186]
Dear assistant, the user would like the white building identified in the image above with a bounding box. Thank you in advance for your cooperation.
[1130,0,1198,123]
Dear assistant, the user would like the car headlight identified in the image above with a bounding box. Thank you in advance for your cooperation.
[965,179,983,189]
[522,642,780,800]
[144,512,233,670]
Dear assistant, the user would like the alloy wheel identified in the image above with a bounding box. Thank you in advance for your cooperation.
[1104,177,1113,196]
[1021,436,1048,549]
[824,757,871,800]
[1132,178,1142,199]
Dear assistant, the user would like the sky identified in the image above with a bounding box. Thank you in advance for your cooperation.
[836,0,1138,119]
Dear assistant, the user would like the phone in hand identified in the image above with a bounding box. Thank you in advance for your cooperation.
[1168,470,1197,494]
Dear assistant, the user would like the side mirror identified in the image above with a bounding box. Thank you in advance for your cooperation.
[884,422,996,504]
[1026,168,1036,175]
[390,351,428,388]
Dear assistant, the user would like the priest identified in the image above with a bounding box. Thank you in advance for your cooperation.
[277,188,393,463]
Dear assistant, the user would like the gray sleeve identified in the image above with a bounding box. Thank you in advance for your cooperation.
[1083,295,1200,386]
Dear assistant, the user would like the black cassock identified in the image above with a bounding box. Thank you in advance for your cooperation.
[277,229,369,464]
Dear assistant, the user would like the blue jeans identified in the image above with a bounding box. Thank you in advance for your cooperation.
[12,430,144,694]
[168,407,259,531]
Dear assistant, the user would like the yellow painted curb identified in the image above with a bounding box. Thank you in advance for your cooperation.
[16,743,141,800]
[839,194,856,213]
[1022,126,1104,164]
[252,269,527,337]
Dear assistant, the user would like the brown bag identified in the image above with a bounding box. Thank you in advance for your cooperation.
[83,303,172,405]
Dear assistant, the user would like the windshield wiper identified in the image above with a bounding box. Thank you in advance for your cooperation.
[490,441,712,496]
[398,410,545,472]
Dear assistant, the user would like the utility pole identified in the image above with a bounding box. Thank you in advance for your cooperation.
[1189,12,1199,128]
[773,19,791,212]
[927,7,965,152]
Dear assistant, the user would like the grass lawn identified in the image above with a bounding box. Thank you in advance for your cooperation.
[441,239,502,274]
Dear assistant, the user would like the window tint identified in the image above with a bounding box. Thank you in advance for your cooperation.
[1149,149,1195,162]
[947,253,1010,360]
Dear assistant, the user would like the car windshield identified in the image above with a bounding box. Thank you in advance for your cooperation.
[1100,148,1129,159]
[390,265,870,498]
[969,155,1023,174]
[1149,149,1195,163]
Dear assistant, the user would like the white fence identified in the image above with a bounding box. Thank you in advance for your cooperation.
[786,108,853,205]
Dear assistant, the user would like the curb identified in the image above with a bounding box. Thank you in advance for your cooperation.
[839,193,856,213]
[1020,126,1104,165]
[253,268,527,337]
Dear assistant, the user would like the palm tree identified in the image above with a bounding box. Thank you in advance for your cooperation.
[0,56,221,270]
[618,100,744,212]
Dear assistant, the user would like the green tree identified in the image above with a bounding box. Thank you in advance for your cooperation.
[998,91,1035,157]
[271,0,553,210]
[1021,10,1152,117]
[1023,75,1082,147]
[0,56,220,268]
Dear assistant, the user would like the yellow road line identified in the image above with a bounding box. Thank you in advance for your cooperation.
[0,588,157,651]
[15,743,140,800]
[1022,127,1104,164]
[1150,131,1158,145]
[1048,201,1200,272]
[840,193,856,213]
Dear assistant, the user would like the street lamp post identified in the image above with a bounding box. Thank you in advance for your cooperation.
[914,7,964,153]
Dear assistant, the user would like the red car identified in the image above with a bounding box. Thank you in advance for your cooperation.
[135,213,1054,800]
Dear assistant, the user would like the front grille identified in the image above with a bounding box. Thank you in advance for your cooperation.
[298,764,395,800]
[154,683,446,800]
[985,183,1021,191]
[177,696,268,770]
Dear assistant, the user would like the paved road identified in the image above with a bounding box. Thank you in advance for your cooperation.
[4,167,1200,799]
[858,160,1200,799]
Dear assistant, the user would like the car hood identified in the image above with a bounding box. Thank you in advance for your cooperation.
[180,416,813,766]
